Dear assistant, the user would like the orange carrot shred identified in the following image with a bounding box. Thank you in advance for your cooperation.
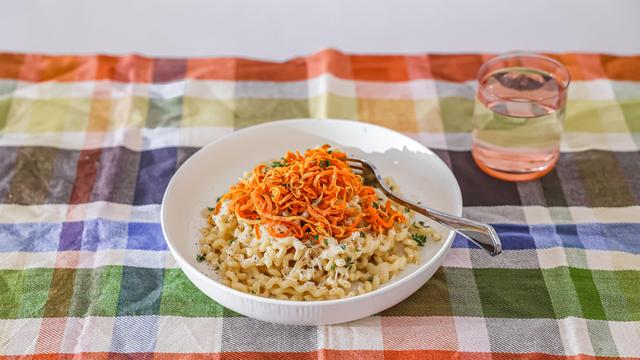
[214,145,405,241]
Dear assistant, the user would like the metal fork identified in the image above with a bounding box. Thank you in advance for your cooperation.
[346,157,502,256]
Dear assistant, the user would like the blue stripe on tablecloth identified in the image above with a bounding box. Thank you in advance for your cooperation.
[453,223,640,254]
[1,220,639,254]
[0,220,166,252]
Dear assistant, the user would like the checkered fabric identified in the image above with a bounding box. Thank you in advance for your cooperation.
[0,50,639,359]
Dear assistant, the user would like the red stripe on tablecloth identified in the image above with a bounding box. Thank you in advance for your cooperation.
[68,148,102,204]
[0,51,639,83]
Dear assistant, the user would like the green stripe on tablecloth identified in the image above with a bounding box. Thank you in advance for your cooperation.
[159,268,227,317]
[67,266,123,317]
[544,267,640,321]
[0,94,638,135]
[474,268,557,318]
[569,267,607,319]
[146,97,184,128]
[43,268,77,317]
[182,95,359,129]
[575,151,636,207]
[596,270,640,321]
[380,268,452,316]
[439,97,474,133]
[0,268,53,319]
[3,266,636,320]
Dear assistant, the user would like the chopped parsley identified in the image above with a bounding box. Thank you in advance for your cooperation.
[319,159,331,168]
[404,207,410,213]
[327,150,333,154]
[323,238,328,247]
[196,253,205,262]
[207,206,214,211]
[419,220,426,226]
[339,244,346,250]
[331,264,336,271]
[216,195,222,202]
[411,233,427,246]
[372,202,379,209]
[360,231,365,237]
[314,234,319,241]
[368,276,374,282]
[345,256,354,269]
[270,160,287,167]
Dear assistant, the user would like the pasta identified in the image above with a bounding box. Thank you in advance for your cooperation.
[197,145,441,300]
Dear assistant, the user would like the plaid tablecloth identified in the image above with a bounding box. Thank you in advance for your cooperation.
[1,50,639,359]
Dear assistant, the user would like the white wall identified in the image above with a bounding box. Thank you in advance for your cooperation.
[1,0,638,59]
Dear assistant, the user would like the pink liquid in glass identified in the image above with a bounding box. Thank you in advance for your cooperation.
[472,57,570,182]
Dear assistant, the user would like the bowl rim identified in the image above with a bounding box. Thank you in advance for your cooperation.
[161,118,462,307]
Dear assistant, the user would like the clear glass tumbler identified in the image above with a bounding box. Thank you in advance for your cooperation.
[472,53,571,181]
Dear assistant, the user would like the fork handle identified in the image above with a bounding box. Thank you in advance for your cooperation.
[385,193,502,256]
[419,208,502,256]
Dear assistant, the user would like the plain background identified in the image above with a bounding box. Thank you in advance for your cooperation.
[1,0,638,59]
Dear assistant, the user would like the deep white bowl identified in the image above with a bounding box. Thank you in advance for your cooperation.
[161,119,462,325]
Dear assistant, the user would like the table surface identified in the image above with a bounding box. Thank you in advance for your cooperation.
[0,52,639,358]
[2,0,640,59]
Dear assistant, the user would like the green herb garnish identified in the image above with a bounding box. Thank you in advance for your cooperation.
[372,202,379,209]
[339,244,346,250]
[196,253,205,262]
[331,264,336,271]
[360,231,365,237]
[270,160,287,167]
[323,238,328,246]
[207,206,214,211]
[368,276,373,282]
[327,150,333,154]
[345,256,353,268]
[319,159,331,168]
[411,233,427,246]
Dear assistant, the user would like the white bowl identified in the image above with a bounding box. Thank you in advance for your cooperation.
[161,119,462,325]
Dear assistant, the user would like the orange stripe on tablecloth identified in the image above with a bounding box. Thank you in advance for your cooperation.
[427,53,485,82]
[1,51,640,82]
[602,54,640,81]
[306,49,354,79]
[0,53,153,82]
[219,352,318,360]
[186,57,237,80]
[93,55,154,83]
[0,53,24,79]
[350,55,410,81]
[383,351,636,360]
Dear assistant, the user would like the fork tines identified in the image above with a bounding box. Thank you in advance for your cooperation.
[344,158,364,173]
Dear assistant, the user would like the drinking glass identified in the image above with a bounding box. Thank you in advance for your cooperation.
[471,53,571,181]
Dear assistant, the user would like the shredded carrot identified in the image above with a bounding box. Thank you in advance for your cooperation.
[214,145,405,242]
